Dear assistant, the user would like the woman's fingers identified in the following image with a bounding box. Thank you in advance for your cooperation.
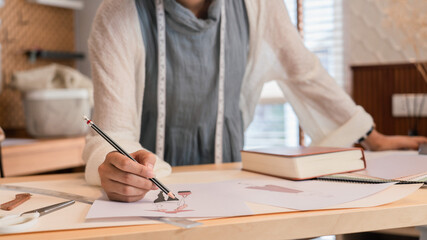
[98,150,159,202]
[107,151,155,179]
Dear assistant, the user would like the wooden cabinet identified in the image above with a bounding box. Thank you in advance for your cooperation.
[352,63,427,137]
[1,137,85,177]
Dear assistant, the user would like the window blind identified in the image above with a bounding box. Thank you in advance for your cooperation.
[245,0,344,149]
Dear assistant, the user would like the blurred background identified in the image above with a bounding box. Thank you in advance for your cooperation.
[0,0,425,172]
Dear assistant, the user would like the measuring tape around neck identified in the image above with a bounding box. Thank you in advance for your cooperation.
[155,0,226,164]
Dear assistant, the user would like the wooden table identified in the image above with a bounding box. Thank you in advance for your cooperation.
[1,163,427,240]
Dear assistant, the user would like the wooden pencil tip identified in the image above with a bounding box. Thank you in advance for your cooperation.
[167,192,177,199]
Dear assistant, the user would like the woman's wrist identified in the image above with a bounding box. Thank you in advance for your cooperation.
[360,129,383,151]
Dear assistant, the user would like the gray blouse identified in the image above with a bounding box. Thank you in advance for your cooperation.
[135,0,249,166]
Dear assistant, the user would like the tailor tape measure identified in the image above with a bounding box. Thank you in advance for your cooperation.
[154,0,226,164]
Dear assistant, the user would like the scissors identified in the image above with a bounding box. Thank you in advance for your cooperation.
[0,200,75,234]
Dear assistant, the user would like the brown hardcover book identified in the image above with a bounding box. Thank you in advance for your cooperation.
[241,146,366,180]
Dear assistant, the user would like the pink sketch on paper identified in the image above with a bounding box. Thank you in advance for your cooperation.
[151,190,194,214]
[246,184,303,194]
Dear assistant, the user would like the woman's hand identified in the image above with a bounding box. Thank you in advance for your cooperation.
[98,150,158,202]
[361,129,427,151]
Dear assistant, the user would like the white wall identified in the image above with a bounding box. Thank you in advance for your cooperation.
[344,0,427,66]
[342,0,427,92]
[74,0,102,78]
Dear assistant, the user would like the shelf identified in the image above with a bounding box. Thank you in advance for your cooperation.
[1,137,86,177]
[25,50,85,63]
[27,0,84,10]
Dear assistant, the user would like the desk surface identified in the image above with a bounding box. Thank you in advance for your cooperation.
[1,163,427,240]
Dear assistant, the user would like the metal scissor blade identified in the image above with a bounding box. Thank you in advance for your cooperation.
[21,200,75,217]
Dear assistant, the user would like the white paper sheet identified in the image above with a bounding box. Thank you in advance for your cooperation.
[226,179,395,210]
[87,178,396,219]
[86,181,253,218]
[358,152,427,179]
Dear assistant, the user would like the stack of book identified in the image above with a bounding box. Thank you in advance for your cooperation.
[241,146,366,180]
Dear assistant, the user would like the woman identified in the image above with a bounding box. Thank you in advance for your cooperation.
[83,0,427,202]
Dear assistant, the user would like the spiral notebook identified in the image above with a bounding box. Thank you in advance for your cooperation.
[315,173,427,185]
[315,152,427,185]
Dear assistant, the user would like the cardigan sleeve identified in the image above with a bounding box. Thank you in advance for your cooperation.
[82,0,171,186]
[248,0,374,147]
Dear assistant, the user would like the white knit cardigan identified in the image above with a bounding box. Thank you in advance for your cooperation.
[83,0,374,185]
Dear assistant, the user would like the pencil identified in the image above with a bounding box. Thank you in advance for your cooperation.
[83,116,176,199]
